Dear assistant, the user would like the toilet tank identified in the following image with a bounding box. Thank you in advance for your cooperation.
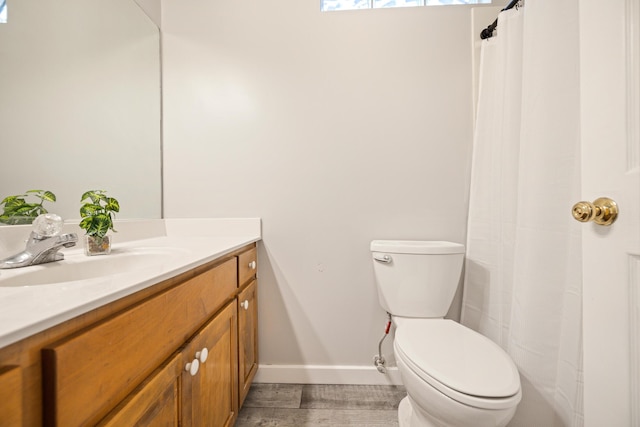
[370,240,465,318]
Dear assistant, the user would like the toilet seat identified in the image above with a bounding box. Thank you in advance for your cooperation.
[394,319,521,410]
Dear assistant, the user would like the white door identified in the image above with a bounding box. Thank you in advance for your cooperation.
[580,0,640,426]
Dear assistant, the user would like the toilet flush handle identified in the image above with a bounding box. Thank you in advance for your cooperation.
[373,254,392,264]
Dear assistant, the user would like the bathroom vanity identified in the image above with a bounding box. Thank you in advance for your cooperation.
[0,219,261,426]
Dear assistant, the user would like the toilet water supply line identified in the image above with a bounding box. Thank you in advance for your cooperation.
[374,312,392,374]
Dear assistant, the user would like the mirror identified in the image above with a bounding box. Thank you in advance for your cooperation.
[0,0,161,223]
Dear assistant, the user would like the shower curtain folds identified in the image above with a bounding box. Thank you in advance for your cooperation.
[462,2,583,426]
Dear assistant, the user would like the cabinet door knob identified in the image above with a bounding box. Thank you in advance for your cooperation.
[185,358,200,376]
[196,347,209,363]
[248,261,256,270]
[241,300,249,310]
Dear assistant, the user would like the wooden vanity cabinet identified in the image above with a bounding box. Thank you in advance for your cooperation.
[42,257,238,426]
[0,242,259,427]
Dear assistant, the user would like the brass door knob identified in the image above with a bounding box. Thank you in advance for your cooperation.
[572,197,618,226]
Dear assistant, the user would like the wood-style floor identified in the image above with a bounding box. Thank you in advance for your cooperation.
[236,383,406,426]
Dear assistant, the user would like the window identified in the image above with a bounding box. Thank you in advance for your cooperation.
[321,0,491,12]
[0,0,6,24]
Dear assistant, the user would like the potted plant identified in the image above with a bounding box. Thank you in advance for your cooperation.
[0,190,57,225]
[79,190,120,255]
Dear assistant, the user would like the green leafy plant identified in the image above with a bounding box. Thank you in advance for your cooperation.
[0,190,57,225]
[79,190,120,238]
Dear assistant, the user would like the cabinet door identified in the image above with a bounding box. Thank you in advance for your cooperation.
[97,353,181,427]
[182,301,238,427]
[0,366,22,427]
[238,280,258,406]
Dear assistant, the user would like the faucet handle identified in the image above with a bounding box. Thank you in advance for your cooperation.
[32,213,63,238]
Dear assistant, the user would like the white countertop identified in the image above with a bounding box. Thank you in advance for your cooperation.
[0,218,261,349]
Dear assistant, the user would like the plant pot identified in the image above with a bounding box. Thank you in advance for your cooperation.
[84,235,111,256]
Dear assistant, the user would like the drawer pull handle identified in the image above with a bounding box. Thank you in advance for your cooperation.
[196,347,209,364]
[248,261,256,270]
[241,300,249,310]
[185,359,199,376]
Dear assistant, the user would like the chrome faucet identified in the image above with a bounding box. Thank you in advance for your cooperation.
[0,214,78,269]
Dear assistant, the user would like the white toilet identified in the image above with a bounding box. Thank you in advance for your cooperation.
[370,240,521,427]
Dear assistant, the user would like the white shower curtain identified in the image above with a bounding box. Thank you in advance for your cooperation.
[462,1,583,426]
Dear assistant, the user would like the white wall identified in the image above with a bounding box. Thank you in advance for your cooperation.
[162,1,475,383]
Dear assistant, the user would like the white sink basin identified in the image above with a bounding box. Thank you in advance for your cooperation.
[0,247,188,287]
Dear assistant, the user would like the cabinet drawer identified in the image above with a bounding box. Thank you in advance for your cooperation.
[42,257,237,427]
[238,247,257,286]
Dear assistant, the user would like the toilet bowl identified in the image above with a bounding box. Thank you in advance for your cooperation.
[370,240,521,427]
[393,319,521,427]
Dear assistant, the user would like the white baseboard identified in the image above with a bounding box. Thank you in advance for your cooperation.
[253,364,403,386]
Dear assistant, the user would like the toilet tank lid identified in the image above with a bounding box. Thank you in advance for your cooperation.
[370,240,464,255]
